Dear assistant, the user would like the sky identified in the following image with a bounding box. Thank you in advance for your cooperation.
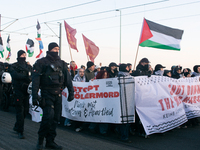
[1,0,200,70]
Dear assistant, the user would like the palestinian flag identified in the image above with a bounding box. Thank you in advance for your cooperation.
[6,35,11,61]
[6,35,11,52]
[0,37,4,58]
[139,18,184,51]
[36,20,41,38]
[26,39,34,57]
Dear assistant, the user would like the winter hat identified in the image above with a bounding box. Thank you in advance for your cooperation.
[109,62,119,68]
[48,42,59,51]
[17,50,26,58]
[154,64,166,72]
[119,64,129,72]
[140,58,150,63]
[87,61,94,69]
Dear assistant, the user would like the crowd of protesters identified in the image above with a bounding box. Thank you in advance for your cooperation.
[1,57,200,143]
[62,57,200,142]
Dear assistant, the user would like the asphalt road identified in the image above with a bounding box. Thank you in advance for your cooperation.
[0,107,200,150]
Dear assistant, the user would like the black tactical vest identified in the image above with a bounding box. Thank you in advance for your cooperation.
[40,60,64,90]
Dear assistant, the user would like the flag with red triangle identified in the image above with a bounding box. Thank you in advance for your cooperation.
[139,18,184,51]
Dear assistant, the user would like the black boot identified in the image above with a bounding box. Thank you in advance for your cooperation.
[36,137,44,150]
[18,133,25,139]
[45,141,62,150]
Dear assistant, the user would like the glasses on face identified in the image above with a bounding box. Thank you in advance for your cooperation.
[79,71,84,73]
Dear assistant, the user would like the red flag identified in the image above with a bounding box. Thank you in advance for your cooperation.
[82,34,99,62]
[139,18,153,45]
[64,21,78,51]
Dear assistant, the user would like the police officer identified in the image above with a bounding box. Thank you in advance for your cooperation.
[10,50,32,139]
[32,42,74,150]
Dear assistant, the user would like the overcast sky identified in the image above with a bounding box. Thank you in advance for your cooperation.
[1,0,200,70]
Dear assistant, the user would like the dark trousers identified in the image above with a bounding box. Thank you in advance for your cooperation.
[14,94,29,133]
[38,94,62,142]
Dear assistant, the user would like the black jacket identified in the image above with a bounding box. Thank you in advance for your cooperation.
[131,64,151,77]
[10,62,32,96]
[32,53,74,100]
[107,69,118,78]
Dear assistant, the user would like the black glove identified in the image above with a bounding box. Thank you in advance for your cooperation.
[68,93,74,102]
[32,98,39,106]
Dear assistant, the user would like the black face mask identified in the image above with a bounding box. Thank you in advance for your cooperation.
[48,51,58,58]
[17,57,26,63]
[144,64,149,71]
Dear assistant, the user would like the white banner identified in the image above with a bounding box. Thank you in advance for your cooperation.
[62,78,123,123]
[180,77,200,119]
[135,76,200,135]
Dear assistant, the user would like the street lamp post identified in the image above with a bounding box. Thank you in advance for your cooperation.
[58,22,62,58]
[116,9,121,64]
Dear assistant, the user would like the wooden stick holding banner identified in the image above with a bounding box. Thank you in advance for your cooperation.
[133,44,139,70]
[87,54,89,61]
[67,43,76,76]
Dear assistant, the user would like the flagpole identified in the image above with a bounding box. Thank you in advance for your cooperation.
[87,55,89,61]
[133,44,140,70]
[67,43,76,76]
[68,43,73,61]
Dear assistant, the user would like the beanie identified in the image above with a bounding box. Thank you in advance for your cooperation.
[48,42,59,51]
[17,50,26,58]
[87,61,94,69]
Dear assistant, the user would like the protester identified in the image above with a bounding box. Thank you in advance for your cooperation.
[153,64,166,76]
[81,65,86,70]
[85,61,95,82]
[115,63,131,142]
[94,65,101,76]
[163,70,172,77]
[131,58,152,77]
[96,70,109,79]
[191,65,200,77]
[73,68,86,82]
[131,58,151,138]
[10,50,32,139]
[70,61,78,79]
[32,42,74,150]
[118,64,131,77]
[107,62,118,78]
[127,63,132,74]
[171,65,182,79]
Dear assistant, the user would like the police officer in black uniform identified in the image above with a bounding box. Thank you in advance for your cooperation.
[10,50,32,139]
[32,42,74,150]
